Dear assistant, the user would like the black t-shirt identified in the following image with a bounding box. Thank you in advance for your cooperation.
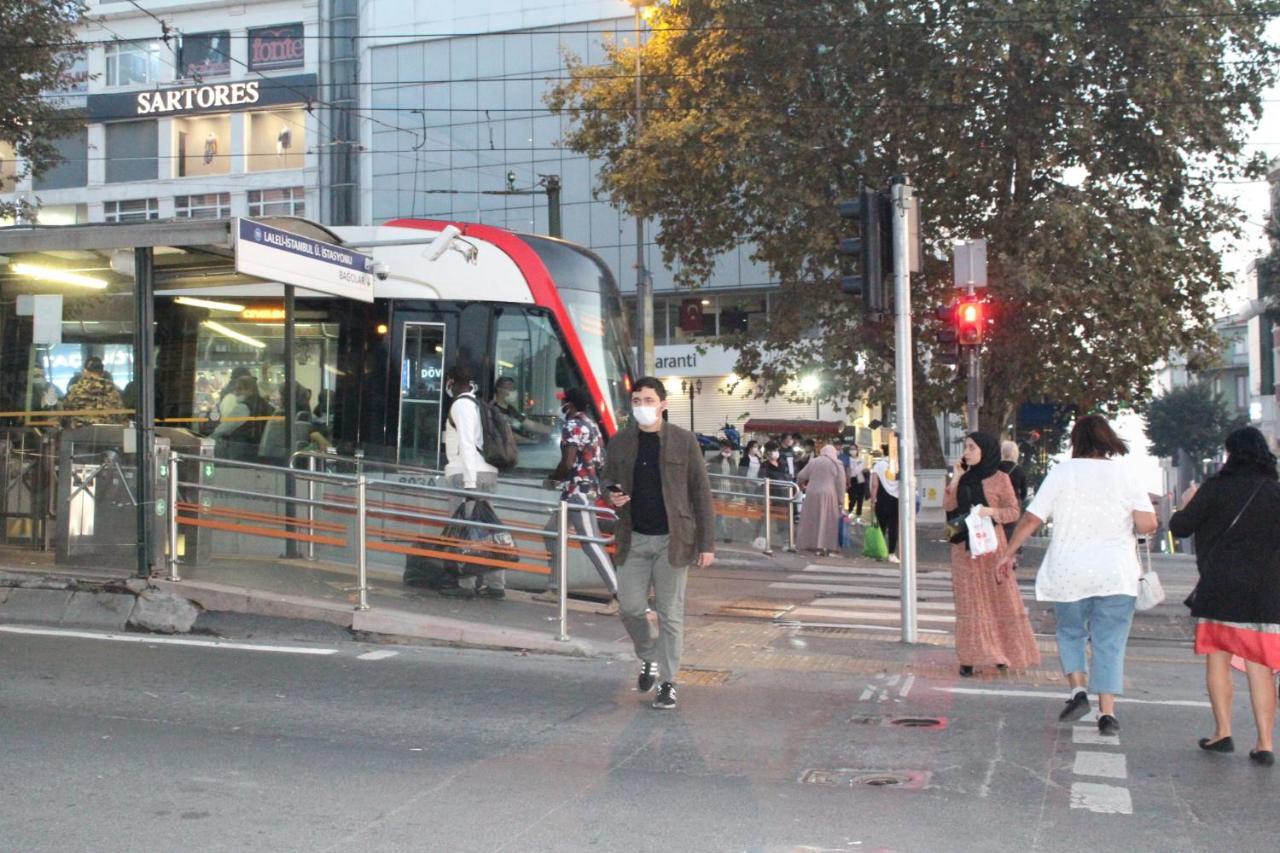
[630,430,669,535]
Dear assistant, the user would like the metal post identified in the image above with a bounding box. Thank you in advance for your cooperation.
[965,340,982,431]
[545,174,562,238]
[762,479,773,556]
[354,447,364,479]
[284,284,299,557]
[355,474,369,611]
[785,485,796,552]
[166,448,180,582]
[555,500,570,641]
[633,3,654,375]
[891,177,919,644]
[305,455,317,561]
[133,246,156,579]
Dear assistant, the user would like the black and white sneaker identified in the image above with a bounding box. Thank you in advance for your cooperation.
[651,682,677,710]
[1058,690,1090,723]
[637,661,657,693]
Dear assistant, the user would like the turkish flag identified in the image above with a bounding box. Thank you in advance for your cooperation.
[680,299,704,333]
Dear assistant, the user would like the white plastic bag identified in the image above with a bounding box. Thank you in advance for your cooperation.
[967,505,998,557]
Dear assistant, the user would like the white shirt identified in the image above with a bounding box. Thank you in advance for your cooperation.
[872,459,899,498]
[746,455,761,479]
[1025,458,1154,602]
[443,392,497,487]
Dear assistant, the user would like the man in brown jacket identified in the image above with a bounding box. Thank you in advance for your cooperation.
[603,376,715,710]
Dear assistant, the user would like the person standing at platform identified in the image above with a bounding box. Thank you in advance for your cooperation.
[796,444,846,557]
[603,377,715,711]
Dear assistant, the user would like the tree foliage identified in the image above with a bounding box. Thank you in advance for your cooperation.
[548,0,1279,451]
[1143,382,1244,470]
[1,2,88,221]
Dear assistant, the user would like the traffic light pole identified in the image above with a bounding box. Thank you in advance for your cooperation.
[890,178,918,644]
[966,339,982,430]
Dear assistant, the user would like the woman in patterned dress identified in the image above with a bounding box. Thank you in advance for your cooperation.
[944,431,1041,677]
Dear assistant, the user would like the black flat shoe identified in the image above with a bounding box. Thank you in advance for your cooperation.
[1198,736,1234,753]
[1058,691,1091,723]
[958,665,974,677]
[1098,714,1120,736]
[1249,750,1275,767]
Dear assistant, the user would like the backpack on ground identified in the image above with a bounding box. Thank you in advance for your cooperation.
[450,395,519,470]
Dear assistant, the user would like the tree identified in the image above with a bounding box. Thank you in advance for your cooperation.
[1,2,88,222]
[548,0,1279,462]
[1144,383,1243,478]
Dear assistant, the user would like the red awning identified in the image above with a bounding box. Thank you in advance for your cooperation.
[742,419,846,437]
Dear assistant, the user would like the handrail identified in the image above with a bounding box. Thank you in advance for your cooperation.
[164,449,617,640]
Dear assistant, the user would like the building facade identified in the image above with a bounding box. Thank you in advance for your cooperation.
[2,0,322,226]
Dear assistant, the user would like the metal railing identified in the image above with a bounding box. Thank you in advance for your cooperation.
[165,449,615,641]
[705,471,800,554]
[0,427,56,550]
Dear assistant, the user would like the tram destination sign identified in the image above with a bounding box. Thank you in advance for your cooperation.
[234,218,375,302]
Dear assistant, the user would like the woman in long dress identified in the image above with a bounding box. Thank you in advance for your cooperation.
[796,444,847,557]
[1170,426,1280,766]
[944,431,1041,677]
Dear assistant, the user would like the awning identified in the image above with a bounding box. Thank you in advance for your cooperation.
[742,419,846,437]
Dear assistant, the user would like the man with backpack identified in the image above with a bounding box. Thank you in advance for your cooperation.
[440,364,508,599]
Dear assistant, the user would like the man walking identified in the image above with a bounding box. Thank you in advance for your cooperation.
[440,364,504,599]
[603,377,716,710]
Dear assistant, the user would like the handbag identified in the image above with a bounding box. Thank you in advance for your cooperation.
[1135,539,1164,611]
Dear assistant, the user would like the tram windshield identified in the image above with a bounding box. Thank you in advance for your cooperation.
[520,236,634,425]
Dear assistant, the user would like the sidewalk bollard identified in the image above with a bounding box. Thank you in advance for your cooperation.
[556,500,570,642]
[305,455,317,562]
[785,485,797,552]
[355,474,369,611]
[763,480,773,556]
[166,449,180,582]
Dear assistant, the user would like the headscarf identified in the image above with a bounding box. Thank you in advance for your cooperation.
[954,431,1002,516]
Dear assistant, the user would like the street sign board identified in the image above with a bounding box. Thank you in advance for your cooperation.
[953,239,987,289]
[234,217,375,302]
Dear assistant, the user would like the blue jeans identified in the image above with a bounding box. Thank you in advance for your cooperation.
[1053,594,1137,695]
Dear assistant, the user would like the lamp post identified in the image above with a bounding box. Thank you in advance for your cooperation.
[629,0,654,376]
[801,373,821,420]
[681,378,702,431]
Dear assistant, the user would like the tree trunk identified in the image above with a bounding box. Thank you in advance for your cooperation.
[914,408,946,469]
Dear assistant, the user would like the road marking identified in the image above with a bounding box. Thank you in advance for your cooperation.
[0,625,339,656]
[1070,782,1133,815]
[1072,726,1119,746]
[899,674,915,698]
[356,650,399,661]
[1073,751,1127,779]
[933,686,1209,708]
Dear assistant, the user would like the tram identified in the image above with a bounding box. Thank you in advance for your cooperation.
[151,218,635,472]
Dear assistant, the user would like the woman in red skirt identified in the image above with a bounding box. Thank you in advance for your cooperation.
[1170,426,1280,767]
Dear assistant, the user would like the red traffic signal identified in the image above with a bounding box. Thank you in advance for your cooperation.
[956,298,985,345]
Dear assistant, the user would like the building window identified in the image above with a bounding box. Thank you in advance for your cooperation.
[248,187,305,217]
[247,109,306,172]
[104,41,164,87]
[104,199,159,223]
[172,115,230,177]
[175,193,230,219]
[104,121,159,183]
[178,31,230,79]
[32,130,89,190]
[1236,374,1249,410]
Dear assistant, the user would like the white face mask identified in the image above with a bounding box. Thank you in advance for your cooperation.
[768,451,780,460]
[720,450,732,458]
[633,405,660,427]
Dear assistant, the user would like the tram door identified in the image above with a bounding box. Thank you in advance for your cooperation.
[397,323,446,467]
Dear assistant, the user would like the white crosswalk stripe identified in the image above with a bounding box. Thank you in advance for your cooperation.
[770,564,1037,632]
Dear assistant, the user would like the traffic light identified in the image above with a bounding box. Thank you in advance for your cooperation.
[837,187,887,316]
[935,303,960,364]
[956,298,985,345]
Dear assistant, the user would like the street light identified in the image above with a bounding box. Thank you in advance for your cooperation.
[681,378,702,431]
[800,373,821,418]
[629,0,654,377]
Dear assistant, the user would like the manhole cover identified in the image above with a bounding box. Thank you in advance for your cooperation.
[716,599,794,619]
[800,769,929,790]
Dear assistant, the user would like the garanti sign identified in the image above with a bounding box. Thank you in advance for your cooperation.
[86,74,317,121]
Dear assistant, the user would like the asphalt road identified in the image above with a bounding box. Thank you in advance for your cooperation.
[1,616,1276,853]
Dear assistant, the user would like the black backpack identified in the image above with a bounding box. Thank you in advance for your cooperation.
[449,395,519,471]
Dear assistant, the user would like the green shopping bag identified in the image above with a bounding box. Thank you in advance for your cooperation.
[862,523,889,560]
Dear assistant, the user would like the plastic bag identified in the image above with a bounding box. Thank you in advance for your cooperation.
[966,505,998,557]
[441,498,515,577]
[863,523,889,560]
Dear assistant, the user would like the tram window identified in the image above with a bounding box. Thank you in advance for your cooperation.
[492,308,580,475]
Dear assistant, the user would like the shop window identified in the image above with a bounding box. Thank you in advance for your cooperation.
[178,31,230,79]
[492,307,581,474]
[104,40,164,87]
[32,129,88,190]
[104,198,159,223]
[248,187,305,217]
[175,193,231,219]
[246,109,305,172]
[172,114,230,177]
[34,204,88,225]
[104,121,158,183]
[719,294,767,335]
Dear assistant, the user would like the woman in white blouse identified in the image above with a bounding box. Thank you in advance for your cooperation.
[999,415,1157,738]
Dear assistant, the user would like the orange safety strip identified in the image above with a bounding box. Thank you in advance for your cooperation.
[176,501,347,534]
[368,525,548,561]
[0,408,134,418]
[176,514,348,546]
[366,540,551,575]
